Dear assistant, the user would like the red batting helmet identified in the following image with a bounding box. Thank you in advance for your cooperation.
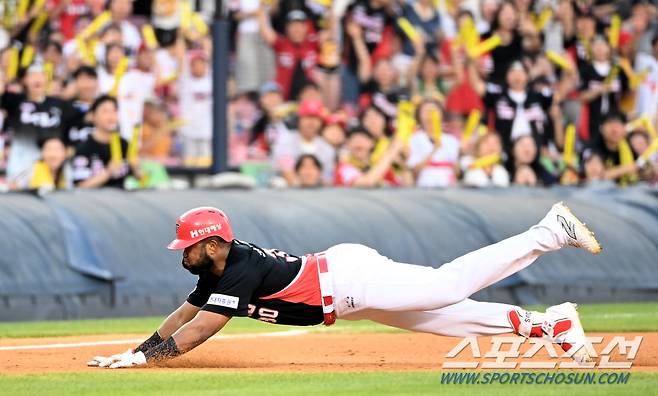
[167,207,234,250]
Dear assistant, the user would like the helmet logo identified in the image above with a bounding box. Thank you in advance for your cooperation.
[190,223,222,239]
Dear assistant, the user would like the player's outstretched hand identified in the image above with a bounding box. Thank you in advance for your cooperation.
[108,351,147,369]
[86,349,134,367]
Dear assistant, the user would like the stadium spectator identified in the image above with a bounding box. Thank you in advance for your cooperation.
[462,133,510,188]
[71,95,142,188]
[10,136,73,191]
[358,57,403,119]
[117,45,157,139]
[470,59,556,156]
[43,42,65,82]
[139,99,172,161]
[321,114,347,149]
[444,11,484,116]
[409,38,450,102]
[627,1,657,55]
[248,81,289,159]
[295,153,323,188]
[232,0,275,94]
[477,0,500,34]
[98,43,127,93]
[485,1,525,84]
[581,149,607,185]
[406,100,460,188]
[150,0,181,47]
[509,135,559,187]
[64,66,99,145]
[0,64,77,179]
[360,105,389,142]
[178,49,212,167]
[271,98,335,186]
[258,8,319,101]
[228,90,260,167]
[1,0,656,191]
[341,0,395,104]
[634,33,658,120]
[579,36,629,143]
[108,0,142,56]
[587,113,638,185]
[565,10,596,74]
[629,130,658,182]
[51,0,92,40]
[96,23,125,65]
[334,127,407,187]
[400,0,441,56]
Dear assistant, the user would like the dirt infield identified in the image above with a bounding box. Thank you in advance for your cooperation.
[1,332,657,374]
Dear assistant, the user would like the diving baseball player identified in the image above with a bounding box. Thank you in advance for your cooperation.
[88,202,601,368]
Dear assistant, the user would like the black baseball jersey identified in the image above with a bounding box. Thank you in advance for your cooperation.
[187,240,324,326]
[66,99,94,145]
[71,133,132,188]
[483,83,553,152]
[0,92,78,142]
[579,63,629,143]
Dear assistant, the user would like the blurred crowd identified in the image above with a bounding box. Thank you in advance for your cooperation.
[1,0,658,191]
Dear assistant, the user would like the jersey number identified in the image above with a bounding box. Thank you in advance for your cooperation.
[248,304,279,323]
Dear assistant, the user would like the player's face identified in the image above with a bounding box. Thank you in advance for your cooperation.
[182,241,214,275]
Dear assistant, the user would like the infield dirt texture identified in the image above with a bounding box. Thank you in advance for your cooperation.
[1,331,658,373]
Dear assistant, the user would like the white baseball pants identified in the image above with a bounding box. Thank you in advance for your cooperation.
[326,222,561,336]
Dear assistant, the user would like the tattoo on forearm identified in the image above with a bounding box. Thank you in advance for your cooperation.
[144,336,181,363]
[135,331,163,353]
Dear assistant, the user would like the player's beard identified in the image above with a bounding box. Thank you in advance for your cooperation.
[182,252,214,275]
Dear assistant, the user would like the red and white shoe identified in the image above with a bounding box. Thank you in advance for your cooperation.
[508,302,592,364]
[543,302,592,364]
[539,202,602,254]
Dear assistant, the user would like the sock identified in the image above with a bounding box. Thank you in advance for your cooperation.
[507,309,544,338]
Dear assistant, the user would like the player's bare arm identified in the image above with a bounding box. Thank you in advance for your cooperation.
[166,311,230,357]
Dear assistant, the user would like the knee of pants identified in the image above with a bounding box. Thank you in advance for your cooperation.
[433,270,474,306]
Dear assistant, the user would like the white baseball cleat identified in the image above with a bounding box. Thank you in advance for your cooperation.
[543,302,592,364]
[542,201,602,254]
